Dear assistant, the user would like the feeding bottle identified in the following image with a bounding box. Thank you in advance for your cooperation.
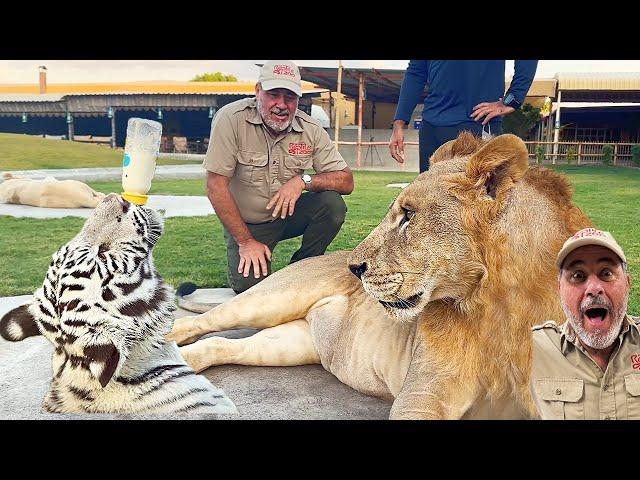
[121,117,162,205]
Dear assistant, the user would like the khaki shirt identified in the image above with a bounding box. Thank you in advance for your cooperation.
[531,315,640,420]
[203,97,348,224]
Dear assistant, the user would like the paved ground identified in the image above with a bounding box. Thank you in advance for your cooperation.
[0,290,392,420]
[6,164,206,183]
[0,195,214,219]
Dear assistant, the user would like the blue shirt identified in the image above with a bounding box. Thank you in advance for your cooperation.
[394,60,538,127]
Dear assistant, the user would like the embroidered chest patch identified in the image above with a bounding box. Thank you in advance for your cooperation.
[288,142,312,155]
[632,354,640,370]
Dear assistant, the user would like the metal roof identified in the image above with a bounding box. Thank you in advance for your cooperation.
[555,72,640,91]
[0,94,66,102]
[297,66,407,103]
[0,81,326,96]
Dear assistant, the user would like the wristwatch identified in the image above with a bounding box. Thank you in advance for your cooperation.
[301,174,312,190]
[502,92,522,110]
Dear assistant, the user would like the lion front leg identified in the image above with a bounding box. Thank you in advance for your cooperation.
[167,251,357,346]
[389,344,482,420]
[179,319,320,373]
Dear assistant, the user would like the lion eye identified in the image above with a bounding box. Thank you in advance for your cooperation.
[399,207,415,228]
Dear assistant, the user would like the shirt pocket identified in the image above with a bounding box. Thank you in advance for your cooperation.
[624,373,640,419]
[283,155,313,182]
[236,151,268,184]
[534,378,585,420]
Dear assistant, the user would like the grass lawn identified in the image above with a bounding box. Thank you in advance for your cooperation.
[1,167,639,315]
[0,133,200,170]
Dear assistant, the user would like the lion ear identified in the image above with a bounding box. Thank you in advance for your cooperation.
[465,134,529,200]
[431,131,481,165]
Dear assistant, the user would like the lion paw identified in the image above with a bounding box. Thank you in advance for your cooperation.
[166,315,203,346]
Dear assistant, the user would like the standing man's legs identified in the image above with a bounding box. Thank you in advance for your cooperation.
[418,121,502,173]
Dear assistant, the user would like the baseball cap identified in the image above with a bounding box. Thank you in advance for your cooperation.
[556,227,626,269]
[258,60,302,97]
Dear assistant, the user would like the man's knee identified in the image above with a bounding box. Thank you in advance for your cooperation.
[316,191,347,226]
[228,268,265,294]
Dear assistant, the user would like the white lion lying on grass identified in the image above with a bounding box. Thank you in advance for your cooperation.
[0,172,105,208]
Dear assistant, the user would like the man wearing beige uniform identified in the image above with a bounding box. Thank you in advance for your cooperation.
[203,60,354,293]
[531,228,640,419]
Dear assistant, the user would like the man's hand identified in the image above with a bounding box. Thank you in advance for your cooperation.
[266,176,305,219]
[389,120,406,163]
[470,100,515,125]
[237,238,272,279]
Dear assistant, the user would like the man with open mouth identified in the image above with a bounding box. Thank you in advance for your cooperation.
[530,227,640,419]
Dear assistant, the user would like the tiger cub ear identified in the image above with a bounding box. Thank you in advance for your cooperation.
[85,343,121,388]
[0,304,41,341]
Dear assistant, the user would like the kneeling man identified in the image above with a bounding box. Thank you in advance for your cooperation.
[531,228,640,419]
[203,60,353,293]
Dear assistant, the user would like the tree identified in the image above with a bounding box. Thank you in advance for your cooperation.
[503,103,541,140]
[190,72,238,82]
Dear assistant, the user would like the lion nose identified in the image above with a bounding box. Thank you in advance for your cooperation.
[349,262,367,279]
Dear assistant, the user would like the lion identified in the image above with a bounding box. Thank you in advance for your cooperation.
[0,172,105,208]
[166,133,591,419]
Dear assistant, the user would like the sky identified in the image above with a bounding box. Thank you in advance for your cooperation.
[2,60,640,84]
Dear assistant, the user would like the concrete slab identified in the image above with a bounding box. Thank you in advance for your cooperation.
[0,294,392,420]
[7,164,205,183]
[178,288,236,313]
[0,195,215,219]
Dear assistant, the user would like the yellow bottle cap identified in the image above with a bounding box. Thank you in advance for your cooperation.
[121,192,149,205]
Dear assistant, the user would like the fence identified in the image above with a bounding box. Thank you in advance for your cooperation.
[524,141,639,167]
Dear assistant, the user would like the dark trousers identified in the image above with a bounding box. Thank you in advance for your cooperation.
[418,120,503,173]
[224,190,347,293]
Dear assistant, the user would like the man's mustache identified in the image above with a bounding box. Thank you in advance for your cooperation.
[579,294,612,315]
[271,108,289,116]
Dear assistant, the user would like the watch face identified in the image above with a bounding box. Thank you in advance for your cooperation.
[302,174,312,183]
[504,93,515,106]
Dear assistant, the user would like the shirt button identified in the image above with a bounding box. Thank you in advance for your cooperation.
[555,389,562,395]
[603,384,609,391]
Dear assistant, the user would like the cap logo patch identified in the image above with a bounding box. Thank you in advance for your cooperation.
[273,65,296,77]
[571,228,605,240]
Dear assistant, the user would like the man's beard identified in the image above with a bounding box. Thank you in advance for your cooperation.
[257,97,294,133]
[562,293,628,349]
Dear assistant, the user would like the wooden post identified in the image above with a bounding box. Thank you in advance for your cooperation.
[613,143,618,166]
[111,110,116,149]
[67,114,74,141]
[356,72,364,168]
[552,90,562,164]
[577,143,582,165]
[334,60,343,150]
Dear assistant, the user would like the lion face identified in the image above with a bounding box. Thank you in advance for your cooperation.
[349,132,530,321]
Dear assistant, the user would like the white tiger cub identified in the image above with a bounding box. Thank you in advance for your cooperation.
[0,193,236,415]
